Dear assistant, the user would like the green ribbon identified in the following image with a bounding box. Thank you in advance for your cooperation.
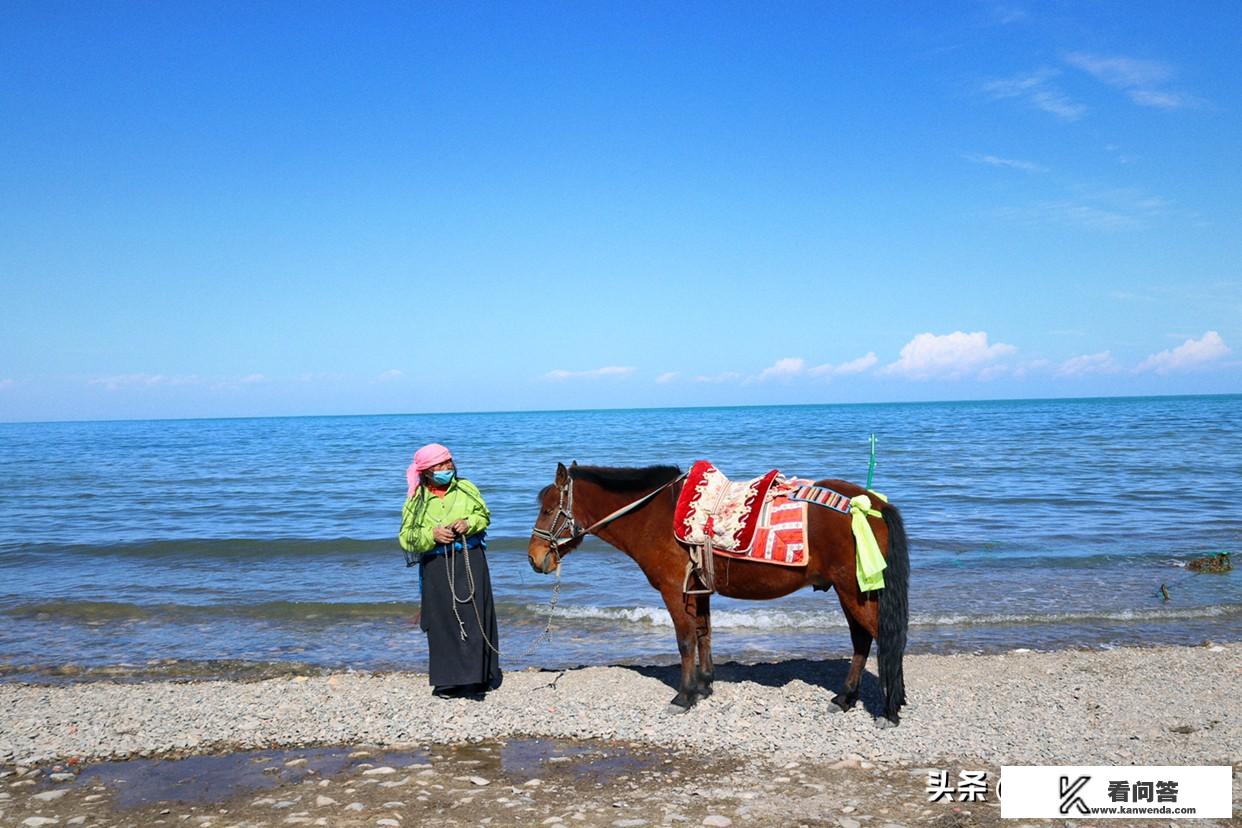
[850,491,888,592]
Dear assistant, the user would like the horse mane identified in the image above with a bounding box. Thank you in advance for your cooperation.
[570,464,682,492]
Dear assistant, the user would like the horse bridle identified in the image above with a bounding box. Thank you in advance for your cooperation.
[531,471,688,568]
[530,476,583,566]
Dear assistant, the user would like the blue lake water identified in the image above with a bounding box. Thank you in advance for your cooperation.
[0,395,1238,680]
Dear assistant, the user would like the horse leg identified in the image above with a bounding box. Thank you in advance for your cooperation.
[661,589,700,712]
[693,593,714,699]
[830,612,873,713]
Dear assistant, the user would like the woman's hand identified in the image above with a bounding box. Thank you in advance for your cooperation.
[433,524,455,544]
[451,519,469,535]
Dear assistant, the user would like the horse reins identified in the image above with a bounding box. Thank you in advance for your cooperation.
[531,471,688,567]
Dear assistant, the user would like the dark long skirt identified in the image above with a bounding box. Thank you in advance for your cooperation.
[418,547,502,691]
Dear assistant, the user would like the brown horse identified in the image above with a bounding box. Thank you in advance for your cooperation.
[527,462,909,726]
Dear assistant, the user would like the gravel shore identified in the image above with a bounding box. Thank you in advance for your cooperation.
[2,643,1238,768]
[1,643,1238,827]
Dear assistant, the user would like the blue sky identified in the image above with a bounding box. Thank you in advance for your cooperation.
[2,1,1239,421]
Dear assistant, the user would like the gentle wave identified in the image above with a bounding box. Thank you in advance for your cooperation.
[0,537,539,560]
[1,539,1222,578]
[540,602,1242,630]
[8,597,1241,628]
[2,600,420,622]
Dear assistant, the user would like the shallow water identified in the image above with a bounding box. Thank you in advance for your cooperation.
[66,739,669,809]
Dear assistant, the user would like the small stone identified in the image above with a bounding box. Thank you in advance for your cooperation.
[23,818,60,827]
[377,821,399,827]
[315,795,336,807]
[613,821,647,827]
[838,819,860,828]
[31,789,68,802]
[703,817,733,827]
[273,801,297,809]
[67,819,86,826]
[468,777,490,786]
[285,759,308,768]
[48,774,76,783]
[82,794,104,802]
[524,778,543,787]
[344,802,365,811]
[542,818,564,825]
[362,767,396,776]
[381,801,404,808]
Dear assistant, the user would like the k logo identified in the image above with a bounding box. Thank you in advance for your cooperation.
[1059,775,1091,815]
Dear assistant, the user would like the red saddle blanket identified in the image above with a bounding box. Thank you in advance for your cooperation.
[673,460,808,566]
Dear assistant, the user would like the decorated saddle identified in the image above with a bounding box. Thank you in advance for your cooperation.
[673,460,809,566]
[672,459,891,592]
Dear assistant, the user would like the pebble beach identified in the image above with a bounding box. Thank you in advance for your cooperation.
[2,643,1238,827]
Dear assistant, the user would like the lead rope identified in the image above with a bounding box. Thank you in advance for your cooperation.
[444,534,561,658]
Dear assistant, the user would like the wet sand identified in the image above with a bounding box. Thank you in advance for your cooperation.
[1,739,1033,828]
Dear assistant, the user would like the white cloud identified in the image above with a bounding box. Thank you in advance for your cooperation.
[1136,331,1230,375]
[692,372,742,384]
[88,373,204,391]
[1056,351,1119,377]
[1064,52,1199,110]
[809,353,879,377]
[1028,89,1087,120]
[988,3,1029,24]
[1012,358,1051,378]
[1064,53,1170,88]
[757,357,805,381]
[240,373,269,384]
[997,201,1141,231]
[1127,89,1194,109]
[965,153,1047,173]
[983,70,1086,120]
[655,372,679,384]
[374,370,403,383]
[544,366,635,381]
[883,332,1017,380]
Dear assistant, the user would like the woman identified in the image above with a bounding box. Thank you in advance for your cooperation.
[399,443,501,698]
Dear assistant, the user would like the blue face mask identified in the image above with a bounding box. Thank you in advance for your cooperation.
[431,470,455,486]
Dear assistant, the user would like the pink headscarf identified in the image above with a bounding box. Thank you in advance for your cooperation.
[406,443,453,497]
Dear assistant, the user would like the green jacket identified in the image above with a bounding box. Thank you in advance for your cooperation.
[398,478,491,555]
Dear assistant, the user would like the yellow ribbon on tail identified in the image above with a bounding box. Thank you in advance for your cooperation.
[850,491,888,592]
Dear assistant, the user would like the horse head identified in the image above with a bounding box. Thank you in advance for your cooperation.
[528,461,585,574]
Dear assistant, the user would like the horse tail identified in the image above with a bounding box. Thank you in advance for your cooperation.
[878,504,909,718]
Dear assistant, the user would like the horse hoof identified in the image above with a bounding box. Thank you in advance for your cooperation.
[829,695,855,713]
[666,703,691,715]
[874,715,899,729]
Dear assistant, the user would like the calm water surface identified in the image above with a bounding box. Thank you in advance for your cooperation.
[0,395,1238,680]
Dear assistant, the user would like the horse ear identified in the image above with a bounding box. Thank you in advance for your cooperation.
[556,462,569,485]
[570,460,578,468]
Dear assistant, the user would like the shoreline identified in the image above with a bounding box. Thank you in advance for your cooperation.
[2,643,1238,827]
[3,642,1238,768]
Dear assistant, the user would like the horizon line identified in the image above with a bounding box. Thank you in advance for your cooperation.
[2,390,1238,427]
